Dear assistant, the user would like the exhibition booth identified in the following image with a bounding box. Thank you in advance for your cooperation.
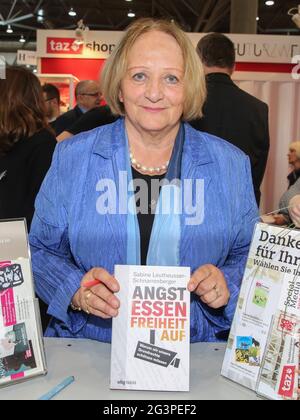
[36,29,300,214]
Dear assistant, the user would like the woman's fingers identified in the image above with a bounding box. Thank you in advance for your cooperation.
[77,267,121,318]
[81,267,120,293]
[188,264,230,308]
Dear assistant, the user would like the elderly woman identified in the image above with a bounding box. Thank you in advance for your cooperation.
[30,18,258,342]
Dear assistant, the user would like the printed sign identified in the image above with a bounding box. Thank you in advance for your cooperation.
[46,37,84,55]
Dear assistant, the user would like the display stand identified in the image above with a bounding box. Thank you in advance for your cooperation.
[0,219,47,387]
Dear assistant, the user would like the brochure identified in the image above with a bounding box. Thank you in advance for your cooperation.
[0,219,47,387]
[221,223,300,393]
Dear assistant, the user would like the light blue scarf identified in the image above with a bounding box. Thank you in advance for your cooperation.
[126,126,184,266]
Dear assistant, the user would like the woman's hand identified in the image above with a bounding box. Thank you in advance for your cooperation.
[273,214,289,226]
[71,267,120,319]
[188,264,230,309]
[289,195,300,227]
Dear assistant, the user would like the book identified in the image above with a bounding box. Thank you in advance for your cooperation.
[0,219,47,387]
[221,223,300,394]
[110,265,190,392]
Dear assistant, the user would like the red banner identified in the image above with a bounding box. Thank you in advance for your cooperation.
[278,365,296,398]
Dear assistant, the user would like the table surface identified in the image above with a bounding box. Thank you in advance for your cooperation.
[0,338,259,400]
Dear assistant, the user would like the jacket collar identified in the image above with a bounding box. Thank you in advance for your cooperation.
[92,117,127,159]
[92,117,214,167]
[206,72,234,86]
[183,123,214,166]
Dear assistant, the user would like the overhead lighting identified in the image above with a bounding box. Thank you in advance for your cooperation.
[256,17,260,21]
[265,1,275,6]
[6,25,13,33]
[288,5,300,29]
[19,35,26,43]
[68,7,77,17]
[37,9,44,22]
[127,10,135,18]
[125,0,133,2]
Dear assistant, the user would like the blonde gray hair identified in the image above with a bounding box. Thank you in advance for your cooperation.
[290,141,300,159]
[101,18,206,121]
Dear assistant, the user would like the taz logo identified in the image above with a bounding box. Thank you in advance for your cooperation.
[278,366,295,398]
[47,38,83,54]
[279,317,295,333]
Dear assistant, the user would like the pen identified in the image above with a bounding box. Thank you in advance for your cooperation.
[83,278,101,288]
[38,376,75,400]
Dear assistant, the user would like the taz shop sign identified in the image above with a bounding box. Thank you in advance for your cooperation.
[38,29,300,63]
[46,37,84,54]
[38,30,122,59]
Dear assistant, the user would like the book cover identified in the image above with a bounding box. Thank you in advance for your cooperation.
[110,265,190,392]
[221,223,300,392]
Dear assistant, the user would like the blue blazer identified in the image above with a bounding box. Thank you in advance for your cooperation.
[30,118,258,342]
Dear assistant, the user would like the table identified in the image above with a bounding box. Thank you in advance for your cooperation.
[0,338,259,400]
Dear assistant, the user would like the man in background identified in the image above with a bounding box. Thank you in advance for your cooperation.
[54,80,102,136]
[56,105,117,142]
[42,83,61,123]
[191,33,270,206]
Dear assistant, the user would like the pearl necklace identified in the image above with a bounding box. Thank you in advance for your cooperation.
[130,150,169,174]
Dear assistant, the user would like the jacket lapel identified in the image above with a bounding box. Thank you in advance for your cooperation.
[92,119,128,263]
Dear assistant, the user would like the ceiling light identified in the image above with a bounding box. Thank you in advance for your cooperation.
[288,6,300,29]
[37,10,44,23]
[256,17,260,21]
[127,11,135,18]
[6,25,13,33]
[68,8,77,17]
[265,1,274,6]
[19,35,26,43]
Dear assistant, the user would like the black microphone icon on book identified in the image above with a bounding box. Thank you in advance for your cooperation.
[134,330,180,368]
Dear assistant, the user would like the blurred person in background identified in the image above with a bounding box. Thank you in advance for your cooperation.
[272,141,300,225]
[190,33,269,206]
[56,104,117,142]
[289,194,300,227]
[42,83,61,123]
[0,66,57,332]
[0,67,56,229]
[54,80,102,136]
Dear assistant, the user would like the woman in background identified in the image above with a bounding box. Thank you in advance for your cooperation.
[0,66,56,230]
[0,66,56,332]
[272,141,300,225]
